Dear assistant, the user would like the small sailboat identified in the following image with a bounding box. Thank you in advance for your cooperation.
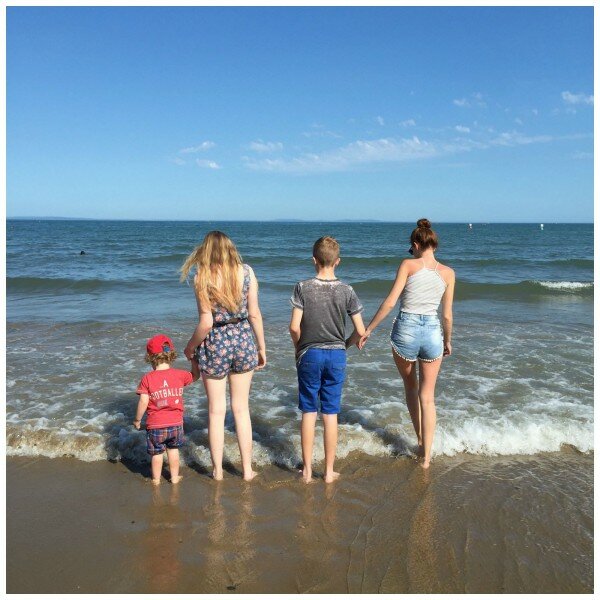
[468,223,473,229]
[540,223,544,230]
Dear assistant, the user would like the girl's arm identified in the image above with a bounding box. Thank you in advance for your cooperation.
[441,269,455,356]
[247,267,267,369]
[360,261,410,345]
[133,394,149,429]
[184,275,213,360]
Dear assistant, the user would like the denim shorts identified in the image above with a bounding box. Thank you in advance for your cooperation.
[297,348,346,414]
[146,425,184,455]
[390,312,443,362]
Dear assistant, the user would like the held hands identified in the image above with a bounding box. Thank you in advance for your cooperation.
[443,341,452,356]
[184,343,196,361]
[132,419,141,430]
[357,329,372,350]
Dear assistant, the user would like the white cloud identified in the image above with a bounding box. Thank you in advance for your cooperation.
[455,125,470,133]
[244,136,438,173]
[489,131,553,146]
[399,119,416,127]
[179,141,216,154]
[561,91,593,105]
[196,159,221,169]
[453,92,486,108]
[248,140,284,153]
[376,116,385,126]
[170,157,186,166]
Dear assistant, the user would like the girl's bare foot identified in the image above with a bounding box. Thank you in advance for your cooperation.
[299,468,313,484]
[243,470,258,482]
[151,478,161,486]
[212,468,224,481]
[171,475,183,484]
[324,471,340,483]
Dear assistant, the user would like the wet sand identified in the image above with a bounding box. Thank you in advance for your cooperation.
[7,451,592,594]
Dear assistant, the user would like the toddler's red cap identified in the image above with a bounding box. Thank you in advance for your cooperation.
[146,334,175,354]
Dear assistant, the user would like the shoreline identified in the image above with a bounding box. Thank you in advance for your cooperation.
[7,450,593,594]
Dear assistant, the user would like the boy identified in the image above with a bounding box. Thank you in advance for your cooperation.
[134,334,199,485]
[289,236,366,483]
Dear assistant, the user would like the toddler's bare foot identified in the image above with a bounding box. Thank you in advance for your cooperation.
[151,478,161,486]
[299,468,313,484]
[243,470,258,482]
[212,468,224,481]
[171,475,183,484]
[324,471,340,483]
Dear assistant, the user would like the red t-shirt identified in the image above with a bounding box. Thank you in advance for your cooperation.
[136,368,194,429]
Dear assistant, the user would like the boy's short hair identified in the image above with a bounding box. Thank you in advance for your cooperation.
[313,236,340,266]
[145,350,177,369]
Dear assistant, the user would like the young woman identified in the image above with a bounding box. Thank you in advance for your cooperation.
[180,231,266,481]
[358,219,454,468]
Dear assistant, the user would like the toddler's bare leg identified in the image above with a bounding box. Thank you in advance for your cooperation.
[322,414,340,483]
[300,412,317,483]
[151,454,163,484]
[166,448,182,483]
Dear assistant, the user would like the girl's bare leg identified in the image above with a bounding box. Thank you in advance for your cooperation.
[300,412,317,483]
[203,374,228,480]
[418,358,443,468]
[229,370,257,481]
[392,351,422,452]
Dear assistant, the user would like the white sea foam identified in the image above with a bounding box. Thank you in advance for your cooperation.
[535,281,593,291]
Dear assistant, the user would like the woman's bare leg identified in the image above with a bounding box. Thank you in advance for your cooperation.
[229,370,257,481]
[418,358,443,468]
[203,374,227,480]
[392,350,422,451]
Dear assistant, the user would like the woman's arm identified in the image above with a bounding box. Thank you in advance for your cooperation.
[247,267,266,369]
[441,269,455,356]
[360,261,410,344]
[184,275,213,360]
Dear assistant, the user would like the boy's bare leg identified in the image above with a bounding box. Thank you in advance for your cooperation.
[393,351,422,454]
[300,412,317,483]
[229,370,257,481]
[166,448,182,483]
[322,414,340,483]
[151,454,163,484]
[418,358,442,468]
[203,374,228,480]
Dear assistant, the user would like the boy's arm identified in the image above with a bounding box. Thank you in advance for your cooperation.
[346,312,366,349]
[289,307,303,349]
[133,393,149,429]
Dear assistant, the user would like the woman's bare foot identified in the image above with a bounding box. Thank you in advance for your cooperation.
[151,478,161,486]
[324,471,340,483]
[243,470,258,482]
[299,468,313,484]
[420,458,431,469]
[416,444,425,457]
[212,468,224,481]
[171,475,183,484]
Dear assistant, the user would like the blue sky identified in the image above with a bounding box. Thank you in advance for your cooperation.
[7,7,594,222]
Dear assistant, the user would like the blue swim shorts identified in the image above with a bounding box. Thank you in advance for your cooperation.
[146,425,184,455]
[390,312,444,362]
[297,348,346,414]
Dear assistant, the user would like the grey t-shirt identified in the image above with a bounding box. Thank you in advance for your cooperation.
[290,277,363,359]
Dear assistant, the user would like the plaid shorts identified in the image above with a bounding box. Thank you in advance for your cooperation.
[146,425,184,455]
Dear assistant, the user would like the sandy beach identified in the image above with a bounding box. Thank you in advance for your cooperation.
[7,450,592,594]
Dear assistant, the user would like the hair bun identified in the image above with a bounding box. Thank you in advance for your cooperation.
[417,218,431,229]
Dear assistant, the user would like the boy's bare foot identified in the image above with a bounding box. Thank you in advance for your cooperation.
[324,471,340,483]
[171,475,183,484]
[151,478,161,486]
[212,468,224,481]
[243,470,258,482]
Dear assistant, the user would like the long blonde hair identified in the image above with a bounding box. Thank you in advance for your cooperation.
[180,231,243,313]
